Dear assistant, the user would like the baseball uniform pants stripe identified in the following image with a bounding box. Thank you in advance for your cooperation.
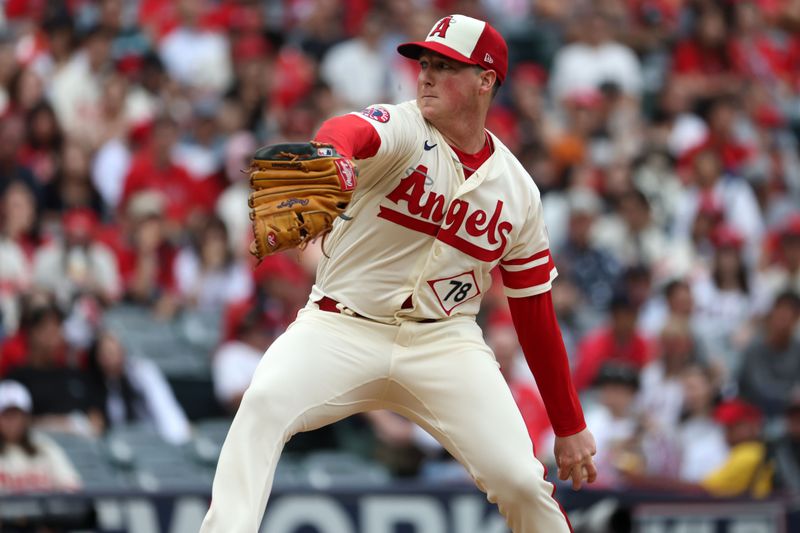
[199,306,571,533]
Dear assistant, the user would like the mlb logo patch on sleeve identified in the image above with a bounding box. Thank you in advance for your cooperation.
[361,106,391,123]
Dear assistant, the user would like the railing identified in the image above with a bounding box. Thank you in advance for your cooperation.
[0,484,798,532]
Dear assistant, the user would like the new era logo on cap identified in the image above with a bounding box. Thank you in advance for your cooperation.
[397,14,508,84]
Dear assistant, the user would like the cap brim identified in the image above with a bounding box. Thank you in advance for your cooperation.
[397,41,478,66]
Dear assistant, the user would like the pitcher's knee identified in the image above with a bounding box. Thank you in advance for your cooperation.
[489,465,551,506]
[239,385,300,435]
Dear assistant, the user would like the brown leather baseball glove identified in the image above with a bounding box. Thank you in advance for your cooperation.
[247,142,357,259]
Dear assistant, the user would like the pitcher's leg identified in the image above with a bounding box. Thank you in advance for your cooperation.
[388,322,571,533]
[200,311,390,533]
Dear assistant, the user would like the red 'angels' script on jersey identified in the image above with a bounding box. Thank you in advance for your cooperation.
[378,165,513,261]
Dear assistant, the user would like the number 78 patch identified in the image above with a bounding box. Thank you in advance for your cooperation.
[427,271,481,315]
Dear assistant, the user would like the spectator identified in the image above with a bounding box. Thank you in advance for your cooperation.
[758,215,800,309]
[0,380,81,493]
[19,100,63,186]
[290,0,347,61]
[6,67,47,118]
[32,208,121,309]
[639,278,695,338]
[173,215,252,312]
[86,331,191,445]
[40,142,105,223]
[157,0,232,97]
[0,179,43,262]
[549,10,643,105]
[617,264,653,318]
[215,131,257,255]
[673,147,764,266]
[700,399,773,498]
[558,188,622,314]
[506,63,554,151]
[0,293,70,376]
[119,116,210,224]
[117,191,180,316]
[547,90,600,172]
[49,25,114,135]
[550,274,594,365]
[173,99,226,185]
[582,364,642,487]
[592,189,671,271]
[728,0,794,87]
[737,291,800,420]
[637,318,703,432]
[771,390,800,494]
[0,116,40,202]
[573,292,653,391]
[0,229,30,339]
[29,13,77,84]
[71,71,134,152]
[320,10,390,111]
[677,364,728,482]
[670,3,739,101]
[224,49,270,134]
[212,303,278,414]
[3,299,103,437]
[692,226,759,379]
[652,79,708,160]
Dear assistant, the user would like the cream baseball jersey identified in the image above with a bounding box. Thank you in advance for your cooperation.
[310,100,556,322]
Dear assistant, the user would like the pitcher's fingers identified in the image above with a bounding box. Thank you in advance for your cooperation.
[570,465,584,490]
[557,464,570,481]
[584,460,598,484]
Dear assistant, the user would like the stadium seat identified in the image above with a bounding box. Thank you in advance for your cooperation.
[41,431,133,491]
[303,451,391,489]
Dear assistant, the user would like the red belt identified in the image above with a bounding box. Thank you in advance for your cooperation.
[317,296,437,323]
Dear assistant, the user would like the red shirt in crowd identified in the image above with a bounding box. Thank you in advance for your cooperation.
[120,150,214,223]
[572,326,653,392]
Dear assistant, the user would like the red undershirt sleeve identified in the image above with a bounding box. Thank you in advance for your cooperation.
[314,114,382,159]
[507,292,586,437]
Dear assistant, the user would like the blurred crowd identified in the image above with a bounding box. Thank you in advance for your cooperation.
[0,0,799,501]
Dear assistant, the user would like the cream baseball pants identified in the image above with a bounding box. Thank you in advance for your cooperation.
[200,307,570,533]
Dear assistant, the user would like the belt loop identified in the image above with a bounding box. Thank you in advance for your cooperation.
[335,302,358,317]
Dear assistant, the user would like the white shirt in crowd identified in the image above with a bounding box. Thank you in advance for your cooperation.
[636,362,686,432]
[173,250,253,311]
[0,433,81,493]
[0,237,30,335]
[549,41,643,102]
[117,357,192,446]
[159,26,232,95]
[677,417,728,482]
[321,38,389,111]
[212,340,263,406]
[33,241,121,305]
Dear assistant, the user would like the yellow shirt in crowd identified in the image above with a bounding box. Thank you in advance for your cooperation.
[701,441,773,499]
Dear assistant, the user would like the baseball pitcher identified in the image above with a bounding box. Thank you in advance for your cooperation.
[201,14,596,533]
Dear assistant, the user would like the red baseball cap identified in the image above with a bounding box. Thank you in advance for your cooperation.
[714,399,762,427]
[397,14,508,84]
[711,224,745,250]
